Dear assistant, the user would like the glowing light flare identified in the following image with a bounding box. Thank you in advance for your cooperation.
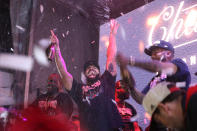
[16,25,26,32]
[184,10,197,36]
[138,40,145,54]
[185,10,197,27]
[100,35,109,48]
[146,16,158,27]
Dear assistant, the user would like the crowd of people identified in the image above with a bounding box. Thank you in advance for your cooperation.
[1,19,196,131]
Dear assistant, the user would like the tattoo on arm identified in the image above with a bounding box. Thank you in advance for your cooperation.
[135,60,161,72]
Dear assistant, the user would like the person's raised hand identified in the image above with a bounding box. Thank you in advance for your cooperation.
[110,19,119,35]
[50,30,59,49]
[116,52,129,67]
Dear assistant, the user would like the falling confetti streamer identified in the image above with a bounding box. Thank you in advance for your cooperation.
[33,46,49,66]
[66,31,69,36]
[16,25,26,32]
[62,33,65,38]
[40,4,44,13]
[0,54,33,71]
[120,12,124,16]
[91,40,95,44]
[52,7,55,13]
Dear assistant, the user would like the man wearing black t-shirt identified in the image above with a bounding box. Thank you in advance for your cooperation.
[52,20,122,131]
[117,40,191,130]
[33,73,74,119]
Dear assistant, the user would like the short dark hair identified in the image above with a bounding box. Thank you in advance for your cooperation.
[83,60,100,72]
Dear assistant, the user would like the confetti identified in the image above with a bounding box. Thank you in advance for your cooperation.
[0,54,33,71]
[62,33,65,38]
[33,46,49,66]
[52,8,55,13]
[16,25,26,32]
[40,4,44,13]
[66,31,69,36]
[91,41,95,44]
[120,12,124,16]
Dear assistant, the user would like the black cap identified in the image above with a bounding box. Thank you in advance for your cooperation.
[144,40,174,56]
[84,60,100,72]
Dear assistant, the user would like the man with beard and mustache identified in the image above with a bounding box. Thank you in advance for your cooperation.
[115,80,141,131]
[51,19,122,131]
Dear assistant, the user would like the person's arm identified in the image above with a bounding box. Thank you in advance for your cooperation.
[117,52,177,75]
[51,31,73,91]
[106,20,119,76]
[120,65,144,104]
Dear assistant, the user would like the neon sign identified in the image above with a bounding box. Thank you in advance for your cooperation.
[148,1,197,48]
